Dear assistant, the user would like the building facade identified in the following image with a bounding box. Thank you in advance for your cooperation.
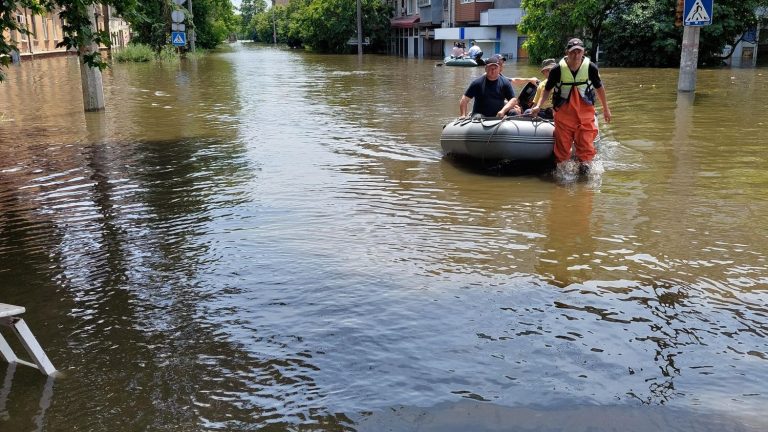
[389,0,527,60]
[2,5,131,61]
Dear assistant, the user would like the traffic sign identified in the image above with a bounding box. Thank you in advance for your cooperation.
[172,23,185,31]
[171,10,185,23]
[171,31,187,46]
[172,0,185,4]
[684,0,713,26]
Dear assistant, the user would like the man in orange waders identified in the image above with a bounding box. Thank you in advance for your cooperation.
[531,38,612,174]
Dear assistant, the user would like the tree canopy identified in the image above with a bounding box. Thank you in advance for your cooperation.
[248,0,393,53]
[127,0,237,50]
[520,0,768,66]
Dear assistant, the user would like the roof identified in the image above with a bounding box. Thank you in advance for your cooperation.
[390,15,420,29]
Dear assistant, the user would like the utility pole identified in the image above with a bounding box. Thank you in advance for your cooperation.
[356,0,363,57]
[272,0,277,45]
[677,26,700,92]
[676,0,714,92]
[188,0,195,52]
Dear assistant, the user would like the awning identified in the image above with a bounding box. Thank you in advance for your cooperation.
[390,15,420,29]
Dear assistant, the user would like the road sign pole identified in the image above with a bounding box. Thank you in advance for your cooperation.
[677,24,700,92]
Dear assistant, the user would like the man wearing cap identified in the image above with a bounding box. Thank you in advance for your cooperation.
[459,55,521,118]
[531,38,612,170]
[531,58,557,119]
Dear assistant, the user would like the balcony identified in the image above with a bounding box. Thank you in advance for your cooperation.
[481,8,524,26]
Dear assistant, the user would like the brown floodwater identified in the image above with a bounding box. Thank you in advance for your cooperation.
[0,42,766,431]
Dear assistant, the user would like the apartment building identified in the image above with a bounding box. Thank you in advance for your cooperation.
[2,6,131,60]
[389,0,527,60]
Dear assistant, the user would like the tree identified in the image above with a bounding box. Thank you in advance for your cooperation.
[123,0,173,51]
[248,0,391,53]
[600,0,768,66]
[239,0,266,38]
[520,0,768,67]
[2,0,137,109]
[191,0,238,49]
[520,0,625,63]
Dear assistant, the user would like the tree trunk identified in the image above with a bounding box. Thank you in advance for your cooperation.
[80,5,105,111]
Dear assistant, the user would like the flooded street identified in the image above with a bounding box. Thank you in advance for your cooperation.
[0,42,766,431]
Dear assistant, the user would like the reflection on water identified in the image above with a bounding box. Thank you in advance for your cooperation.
[0,43,767,431]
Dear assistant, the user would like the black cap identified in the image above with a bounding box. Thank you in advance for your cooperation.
[566,38,585,52]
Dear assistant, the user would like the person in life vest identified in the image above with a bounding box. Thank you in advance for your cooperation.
[531,38,612,170]
[459,55,521,118]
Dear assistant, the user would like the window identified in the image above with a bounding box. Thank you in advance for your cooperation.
[42,16,50,40]
[16,15,27,41]
[460,0,474,3]
[418,0,430,7]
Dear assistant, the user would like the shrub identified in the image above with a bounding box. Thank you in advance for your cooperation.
[112,43,155,62]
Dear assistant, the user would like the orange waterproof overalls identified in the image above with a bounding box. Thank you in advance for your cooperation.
[552,60,598,163]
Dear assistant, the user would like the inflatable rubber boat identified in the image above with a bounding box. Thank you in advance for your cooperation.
[440,115,555,161]
[443,56,485,67]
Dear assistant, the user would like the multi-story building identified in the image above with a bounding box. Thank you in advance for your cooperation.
[389,0,527,60]
[2,5,131,61]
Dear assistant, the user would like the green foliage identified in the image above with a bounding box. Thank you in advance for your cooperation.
[239,0,266,37]
[123,0,173,51]
[112,43,156,62]
[156,44,181,62]
[1,0,139,80]
[600,0,681,66]
[520,0,624,63]
[600,0,768,66]
[126,0,236,51]
[192,0,238,49]
[248,0,392,53]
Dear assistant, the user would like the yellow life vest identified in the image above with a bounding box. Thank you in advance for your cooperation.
[553,57,595,107]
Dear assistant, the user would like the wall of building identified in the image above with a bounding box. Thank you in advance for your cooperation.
[455,0,493,24]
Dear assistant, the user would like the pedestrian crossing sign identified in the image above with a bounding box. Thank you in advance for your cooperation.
[171,31,187,46]
[684,0,713,26]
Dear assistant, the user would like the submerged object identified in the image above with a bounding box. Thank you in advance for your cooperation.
[440,116,555,161]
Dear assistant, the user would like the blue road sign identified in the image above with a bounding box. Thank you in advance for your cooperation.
[684,0,713,26]
[171,31,187,46]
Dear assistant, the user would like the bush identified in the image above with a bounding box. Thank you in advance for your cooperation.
[156,45,181,63]
[112,43,155,62]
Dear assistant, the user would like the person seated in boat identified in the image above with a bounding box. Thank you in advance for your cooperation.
[459,55,522,118]
[467,41,483,61]
[522,58,557,119]
[451,42,465,59]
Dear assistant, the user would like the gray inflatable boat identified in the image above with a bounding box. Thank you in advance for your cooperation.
[441,116,555,161]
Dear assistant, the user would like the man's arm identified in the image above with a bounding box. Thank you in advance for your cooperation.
[595,86,611,123]
[508,77,539,87]
[530,89,552,116]
[497,97,520,117]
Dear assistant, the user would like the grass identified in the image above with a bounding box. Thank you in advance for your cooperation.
[112,43,155,63]
[112,43,199,64]
[156,45,181,63]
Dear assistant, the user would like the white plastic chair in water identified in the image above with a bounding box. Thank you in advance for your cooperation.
[0,303,56,376]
